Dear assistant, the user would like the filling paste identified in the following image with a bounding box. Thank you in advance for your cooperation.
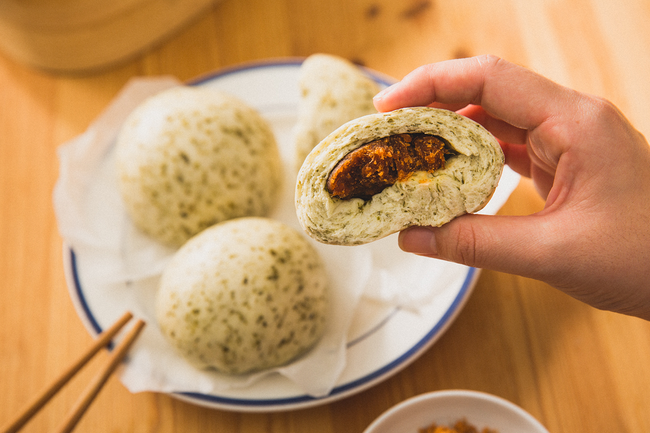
[326,133,453,200]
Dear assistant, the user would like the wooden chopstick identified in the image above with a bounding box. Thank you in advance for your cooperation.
[2,311,145,433]
[55,318,145,433]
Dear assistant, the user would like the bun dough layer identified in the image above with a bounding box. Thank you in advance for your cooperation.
[115,86,282,247]
[295,107,504,245]
[156,217,329,375]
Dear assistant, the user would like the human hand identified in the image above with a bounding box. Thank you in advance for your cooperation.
[373,55,650,320]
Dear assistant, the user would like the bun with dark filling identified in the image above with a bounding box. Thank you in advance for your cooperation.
[295,107,504,245]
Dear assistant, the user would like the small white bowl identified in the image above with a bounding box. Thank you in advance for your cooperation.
[363,390,549,433]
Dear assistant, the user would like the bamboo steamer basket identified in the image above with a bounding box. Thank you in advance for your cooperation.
[0,0,219,73]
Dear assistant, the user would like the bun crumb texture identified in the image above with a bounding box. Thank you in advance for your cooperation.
[115,86,282,247]
[156,217,330,375]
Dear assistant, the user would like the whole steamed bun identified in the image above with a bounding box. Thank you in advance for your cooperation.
[115,86,282,247]
[156,217,330,375]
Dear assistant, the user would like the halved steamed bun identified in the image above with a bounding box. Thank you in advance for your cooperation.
[156,217,329,375]
[296,107,504,245]
[115,86,282,247]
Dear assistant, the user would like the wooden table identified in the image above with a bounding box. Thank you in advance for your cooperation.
[2,0,650,431]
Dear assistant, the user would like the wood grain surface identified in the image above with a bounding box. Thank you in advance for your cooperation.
[1,0,650,432]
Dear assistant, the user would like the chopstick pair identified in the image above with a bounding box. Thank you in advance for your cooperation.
[2,311,145,433]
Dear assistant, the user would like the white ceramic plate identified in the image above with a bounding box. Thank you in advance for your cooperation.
[62,60,520,412]
[363,390,549,433]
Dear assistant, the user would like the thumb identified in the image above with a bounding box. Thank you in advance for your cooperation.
[398,214,551,279]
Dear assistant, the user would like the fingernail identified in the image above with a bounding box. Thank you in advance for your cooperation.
[373,83,397,102]
[398,226,438,256]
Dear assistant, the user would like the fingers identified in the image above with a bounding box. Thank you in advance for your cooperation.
[373,56,494,110]
[373,55,570,134]
[372,55,581,196]
[456,105,528,145]
[498,141,532,178]
[398,214,553,280]
[455,105,536,179]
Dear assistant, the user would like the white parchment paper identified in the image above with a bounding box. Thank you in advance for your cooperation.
[53,76,520,400]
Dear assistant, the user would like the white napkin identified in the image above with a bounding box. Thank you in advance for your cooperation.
[53,77,371,398]
[53,76,520,400]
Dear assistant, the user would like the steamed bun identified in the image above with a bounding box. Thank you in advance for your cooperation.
[155,217,329,374]
[292,54,382,171]
[115,86,282,247]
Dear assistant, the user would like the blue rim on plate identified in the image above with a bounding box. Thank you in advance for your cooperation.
[179,268,479,408]
[188,57,396,88]
[62,59,482,411]
[66,247,479,408]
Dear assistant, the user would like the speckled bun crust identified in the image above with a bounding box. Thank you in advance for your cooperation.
[295,107,505,245]
[155,217,329,375]
[292,54,381,171]
[115,86,282,247]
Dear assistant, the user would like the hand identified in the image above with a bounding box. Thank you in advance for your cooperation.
[373,55,650,320]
